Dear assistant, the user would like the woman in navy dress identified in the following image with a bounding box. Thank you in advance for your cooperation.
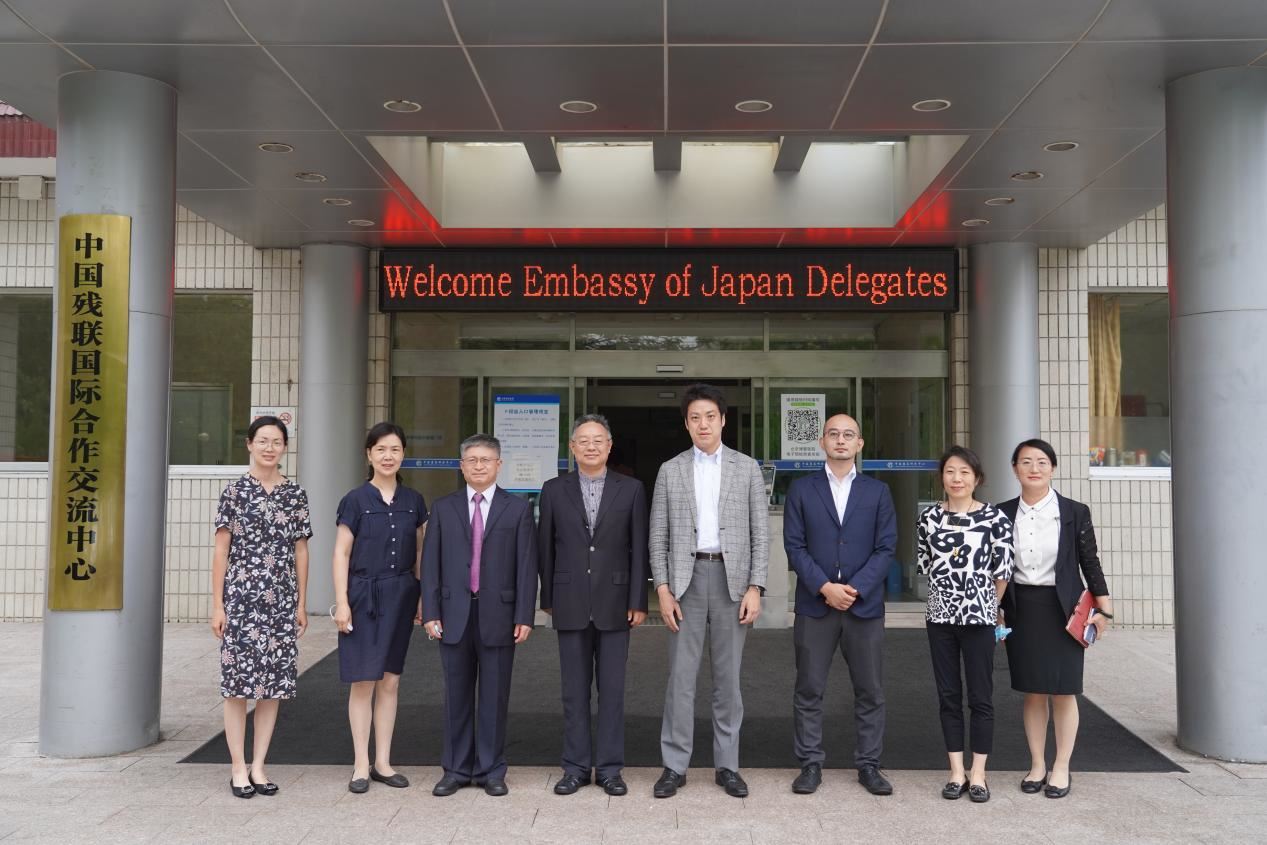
[332,421,427,793]
[211,416,313,799]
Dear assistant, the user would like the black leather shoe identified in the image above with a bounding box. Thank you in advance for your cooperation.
[370,768,409,788]
[348,776,369,794]
[484,779,509,796]
[230,777,255,799]
[432,775,467,797]
[597,775,628,796]
[792,764,822,794]
[857,764,893,796]
[1045,773,1071,799]
[715,768,748,798]
[553,772,590,795]
[941,780,968,800]
[653,768,686,798]
[1021,772,1048,794]
[248,775,278,796]
[969,782,991,803]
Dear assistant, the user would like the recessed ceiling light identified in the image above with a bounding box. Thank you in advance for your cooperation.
[1010,170,1044,181]
[322,197,352,207]
[911,98,952,112]
[347,218,375,227]
[294,171,326,183]
[984,196,1015,206]
[383,99,422,113]
[257,142,293,154]
[734,99,773,113]
[962,218,990,227]
[1043,140,1079,152]
[559,100,598,114]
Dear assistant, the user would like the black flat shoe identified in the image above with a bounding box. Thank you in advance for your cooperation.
[248,775,279,796]
[230,777,255,799]
[941,780,969,800]
[370,768,410,788]
[792,763,822,795]
[969,782,991,803]
[432,775,467,797]
[653,768,686,798]
[715,768,748,798]
[1045,773,1071,799]
[484,779,509,796]
[348,775,369,794]
[1021,772,1048,794]
[597,775,627,796]
[553,772,590,795]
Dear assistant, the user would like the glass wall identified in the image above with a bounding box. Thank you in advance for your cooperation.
[1089,293,1170,468]
[0,294,52,461]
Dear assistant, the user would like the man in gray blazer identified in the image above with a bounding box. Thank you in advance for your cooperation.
[649,383,769,799]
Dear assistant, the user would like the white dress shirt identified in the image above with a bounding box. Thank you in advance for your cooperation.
[1013,487,1060,586]
[466,484,495,534]
[693,444,723,552]
[825,463,858,524]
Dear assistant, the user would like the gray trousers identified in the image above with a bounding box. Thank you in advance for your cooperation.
[793,610,886,768]
[661,558,748,774]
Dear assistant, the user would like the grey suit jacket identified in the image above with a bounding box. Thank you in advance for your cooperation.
[649,445,769,602]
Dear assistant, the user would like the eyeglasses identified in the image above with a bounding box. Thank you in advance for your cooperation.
[571,438,610,448]
[462,456,498,466]
[251,438,285,449]
[1018,458,1052,468]
[824,430,859,442]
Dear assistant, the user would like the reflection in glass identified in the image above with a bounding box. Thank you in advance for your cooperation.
[170,294,252,465]
[1089,293,1170,467]
[0,294,51,461]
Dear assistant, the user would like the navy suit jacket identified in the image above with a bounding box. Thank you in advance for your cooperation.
[421,486,538,647]
[783,469,897,619]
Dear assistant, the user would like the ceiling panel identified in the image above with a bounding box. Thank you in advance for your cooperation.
[668,0,884,44]
[893,228,1029,247]
[177,135,249,189]
[265,188,432,231]
[0,4,43,41]
[1025,188,1165,232]
[184,131,389,190]
[949,128,1159,189]
[1089,0,1267,41]
[176,189,307,243]
[435,228,555,247]
[471,46,663,132]
[878,0,1102,43]
[669,47,864,132]
[450,0,661,45]
[69,45,330,131]
[270,46,497,132]
[834,44,1068,131]
[908,188,1075,231]
[1089,134,1165,190]
[8,0,249,43]
[1007,41,1267,129]
[230,0,455,45]
[0,44,86,126]
[779,228,901,246]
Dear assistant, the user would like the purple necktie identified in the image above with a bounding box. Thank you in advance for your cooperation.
[470,492,484,594]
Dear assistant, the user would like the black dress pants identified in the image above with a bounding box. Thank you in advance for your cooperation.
[557,623,630,779]
[926,622,995,755]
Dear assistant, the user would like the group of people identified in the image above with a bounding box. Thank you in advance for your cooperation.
[210,383,1111,805]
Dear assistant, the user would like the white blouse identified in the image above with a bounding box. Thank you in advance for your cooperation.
[1013,488,1060,587]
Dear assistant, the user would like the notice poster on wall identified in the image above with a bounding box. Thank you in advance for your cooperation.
[780,394,826,461]
[493,395,560,492]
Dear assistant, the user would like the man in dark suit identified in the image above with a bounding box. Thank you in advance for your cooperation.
[422,433,537,797]
[538,414,649,797]
[783,413,897,796]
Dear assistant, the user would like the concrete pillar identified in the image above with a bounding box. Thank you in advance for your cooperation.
[967,242,1040,503]
[1167,67,1267,763]
[39,71,176,757]
[299,243,369,614]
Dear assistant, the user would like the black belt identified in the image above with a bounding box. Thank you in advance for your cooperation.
[695,552,724,561]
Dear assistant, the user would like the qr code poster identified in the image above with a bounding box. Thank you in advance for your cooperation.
[780,394,826,460]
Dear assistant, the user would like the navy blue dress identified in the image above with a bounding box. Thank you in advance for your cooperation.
[336,482,427,683]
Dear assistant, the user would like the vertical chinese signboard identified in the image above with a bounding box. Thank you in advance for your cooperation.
[48,214,130,610]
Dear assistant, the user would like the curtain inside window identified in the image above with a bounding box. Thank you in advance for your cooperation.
[1089,294,1122,451]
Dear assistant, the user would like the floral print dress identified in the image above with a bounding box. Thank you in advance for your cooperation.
[216,474,314,699]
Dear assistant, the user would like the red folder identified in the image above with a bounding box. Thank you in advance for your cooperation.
[1065,589,1096,648]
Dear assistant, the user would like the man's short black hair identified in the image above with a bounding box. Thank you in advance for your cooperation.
[680,383,728,419]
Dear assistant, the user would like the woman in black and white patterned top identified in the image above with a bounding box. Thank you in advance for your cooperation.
[916,445,1015,804]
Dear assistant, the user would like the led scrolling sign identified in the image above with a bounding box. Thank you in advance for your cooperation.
[379,248,959,313]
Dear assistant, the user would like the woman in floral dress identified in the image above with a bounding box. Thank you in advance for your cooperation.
[211,416,313,798]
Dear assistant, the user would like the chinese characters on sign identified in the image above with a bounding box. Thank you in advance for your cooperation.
[493,395,561,492]
[49,214,130,610]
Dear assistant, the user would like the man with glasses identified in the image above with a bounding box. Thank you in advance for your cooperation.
[783,413,897,796]
[538,414,648,796]
[422,434,537,797]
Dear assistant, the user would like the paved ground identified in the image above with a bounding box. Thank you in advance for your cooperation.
[1,621,1263,844]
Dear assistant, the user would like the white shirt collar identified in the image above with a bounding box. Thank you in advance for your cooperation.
[825,464,858,485]
[467,484,497,502]
[693,444,724,464]
[1018,487,1057,515]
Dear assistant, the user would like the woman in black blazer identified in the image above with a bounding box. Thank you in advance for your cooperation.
[998,438,1113,800]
